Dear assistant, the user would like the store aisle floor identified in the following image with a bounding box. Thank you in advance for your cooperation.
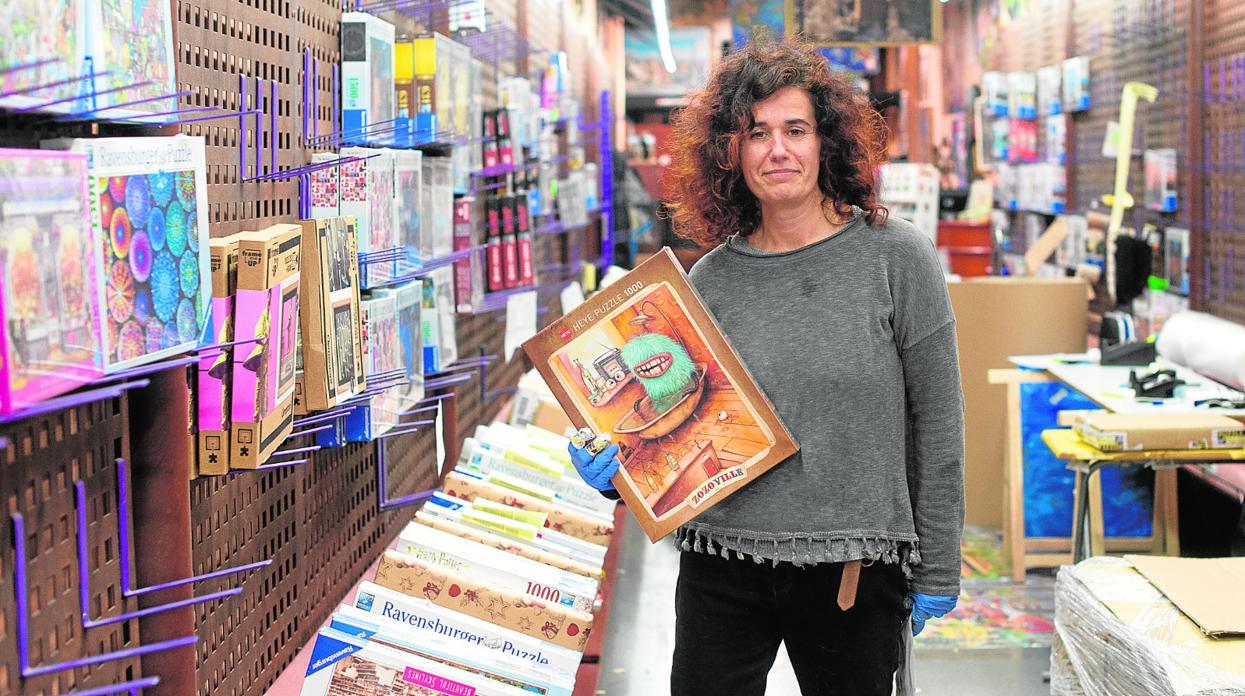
[595,517,1052,696]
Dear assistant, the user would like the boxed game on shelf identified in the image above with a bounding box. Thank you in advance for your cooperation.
[339,147,397,286]
[54,135,213,373]
[351,580,584,678]
[3,0,176,121]
[0,149,104,414]
[1046,114,1067,165]
[423,155,454,258]
[1008,72,1037,121]
[461,437,618,520]
[1144,148,1178,213]
[198,234,242,475]
[1062,56,1091,112]
[393,149,423,262]
[452,197,485,313]
[374,549,595,652]
[414,509,603,579]
[421,267,458,373]
[395,520,599,613]
[413,32,453,142]
[377,280,425,406]
[296,217,365,414]
[423,492,607,570]
[343,293,403,442]
[298,623,536,696]
[983,71,1008,116]
[522,249,799,542]
[1038,64,1062,116]
[232,224,301,469]
[1165,227,1190,295]
[442,469,614,546]
[329,604,574,696]
[340,12,395,146]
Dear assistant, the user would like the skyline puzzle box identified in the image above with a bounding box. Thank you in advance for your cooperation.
[522,248,798,542]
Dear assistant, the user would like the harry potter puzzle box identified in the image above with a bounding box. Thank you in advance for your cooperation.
[522,248,798,542]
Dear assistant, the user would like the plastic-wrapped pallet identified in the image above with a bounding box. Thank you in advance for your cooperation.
[1053,557,1245,695]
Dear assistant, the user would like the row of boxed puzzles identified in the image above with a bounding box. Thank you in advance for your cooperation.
[0,133,577,421]
[195,218,459,473]
[300,421,620,696]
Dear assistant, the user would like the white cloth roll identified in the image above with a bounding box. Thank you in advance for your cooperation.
[1156,310,1245,389]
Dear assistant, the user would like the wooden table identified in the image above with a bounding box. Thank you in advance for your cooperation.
[1040,428,1245,563]
[988,356,1245,580]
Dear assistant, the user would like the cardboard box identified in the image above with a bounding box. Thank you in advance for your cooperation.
[351,580,583,679]
[522,248,799,542]
[1075,412,1245,452]
[374,550,593,652]
[198,235,242,475]
[1126,555,1245,637]
[443,470,614,546]
[296,217,365,413]
[0,149,103,414]
[415,510,604,579]
[948,277,1088,528]
[396,521,598,613]
[231,224,300,469]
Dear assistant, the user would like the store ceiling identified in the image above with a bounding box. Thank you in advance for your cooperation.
[599,0,656,31]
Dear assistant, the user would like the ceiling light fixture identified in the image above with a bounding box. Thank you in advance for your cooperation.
[651,0,677,73]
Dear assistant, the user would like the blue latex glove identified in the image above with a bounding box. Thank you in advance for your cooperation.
[909,593,958,636]
[568,442,621,492]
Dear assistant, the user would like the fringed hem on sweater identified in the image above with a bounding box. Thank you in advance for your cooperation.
[674,526,922,575]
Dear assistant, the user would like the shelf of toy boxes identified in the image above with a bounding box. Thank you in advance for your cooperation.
[262,419,628,696]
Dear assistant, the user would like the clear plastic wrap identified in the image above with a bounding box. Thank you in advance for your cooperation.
[1053,557,1245,696]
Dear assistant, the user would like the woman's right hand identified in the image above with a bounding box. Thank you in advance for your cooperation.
[568,440,621,492]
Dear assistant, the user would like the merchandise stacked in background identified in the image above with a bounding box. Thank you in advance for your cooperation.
[299,409,620,696]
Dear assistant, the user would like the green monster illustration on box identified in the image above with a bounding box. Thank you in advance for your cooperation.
[620,333,697,414]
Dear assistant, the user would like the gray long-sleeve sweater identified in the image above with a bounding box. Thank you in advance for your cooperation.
[677,211,965,595]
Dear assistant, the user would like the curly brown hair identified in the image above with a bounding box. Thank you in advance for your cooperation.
[666,39,890,247]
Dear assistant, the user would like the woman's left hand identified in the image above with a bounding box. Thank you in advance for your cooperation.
[908,593,958,636]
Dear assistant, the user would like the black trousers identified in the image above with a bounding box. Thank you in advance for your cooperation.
[671,550,908,696]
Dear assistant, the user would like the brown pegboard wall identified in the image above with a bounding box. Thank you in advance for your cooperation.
[1200,0,1245,324]
[0,396,141,696]
[175,0,342,239]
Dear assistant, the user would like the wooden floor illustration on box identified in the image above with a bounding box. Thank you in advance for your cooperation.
[621,383,769,517]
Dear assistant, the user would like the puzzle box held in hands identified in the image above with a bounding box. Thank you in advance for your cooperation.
[522,248,798,542]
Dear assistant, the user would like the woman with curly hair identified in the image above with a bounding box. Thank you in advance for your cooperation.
[569,38,964,695]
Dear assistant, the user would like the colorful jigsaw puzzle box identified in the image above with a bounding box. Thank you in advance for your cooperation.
[522,248,798,542]
[0,149,104,414]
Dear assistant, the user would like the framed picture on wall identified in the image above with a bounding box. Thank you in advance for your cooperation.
[786,0,941,46]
